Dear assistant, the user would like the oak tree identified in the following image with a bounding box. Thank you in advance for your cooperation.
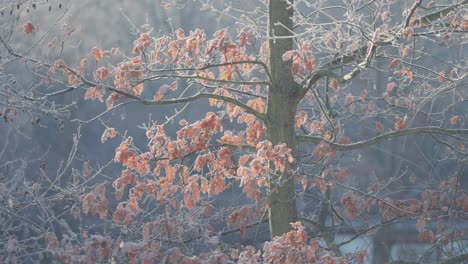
[1,0,468,263]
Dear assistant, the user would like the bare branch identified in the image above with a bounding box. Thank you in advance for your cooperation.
[297,127,468,151]
[320,0,468,70]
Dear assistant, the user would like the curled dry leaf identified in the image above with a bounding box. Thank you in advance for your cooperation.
[450,115,458,125]
[91,47,103,61]
[376,122,385,133]
[24,22,35,34]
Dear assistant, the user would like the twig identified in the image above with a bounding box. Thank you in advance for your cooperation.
[297,127,468,151]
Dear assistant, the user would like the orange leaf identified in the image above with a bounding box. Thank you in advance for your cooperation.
[204,205,212,216]
[48,38,57,48]
[219,71,232,81]
[143,223,151,241]
[394,117,407,130]
[407,70,414,80]
[133,83,144,96]
[128,197,139,213]
[438,71,445,82]
[390,59,400,68]
[376,122,385,132]
[295,115,303,128]
[239,155,249,166]
[179,119,188,126]
[330,79,338,90]
[24,22,35,34]
[198,72,207,85]
[94,67,108,82]
[402,47,410,59]
[91,47,103,61]
[82,161,90,177]
[360,89,367,101]
[406,99,412,110]
[154,93,164,101]
[292,61,300,76]
[450,115,458,125]
[184,193,194,209]
[169,81,178,91]
[402,27,414,39]
[201,177,209,193]
[246,98,265,113]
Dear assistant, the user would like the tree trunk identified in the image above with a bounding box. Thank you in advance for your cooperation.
[266,0,301,238]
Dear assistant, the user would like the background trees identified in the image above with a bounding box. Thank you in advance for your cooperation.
[1,0,467,263]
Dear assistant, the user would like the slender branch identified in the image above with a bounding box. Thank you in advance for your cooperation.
[0,207,45,233]
[303,172,419,216]
[387,253,468,264]
[159,217,269,245]
[254,206,269,245]
[39,87,75,98]
[336,218,399,247]
[299,216,319,226]
[318,186,342,255]
[430,134,467,156]
[297,127,468,151]
[0,38,268,123]
[71,101,138,124]
[310,87,336,141]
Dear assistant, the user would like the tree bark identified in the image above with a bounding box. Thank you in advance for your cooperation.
[266,0,301,238]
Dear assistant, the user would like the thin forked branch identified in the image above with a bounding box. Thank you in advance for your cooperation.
[297,127,468,151]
